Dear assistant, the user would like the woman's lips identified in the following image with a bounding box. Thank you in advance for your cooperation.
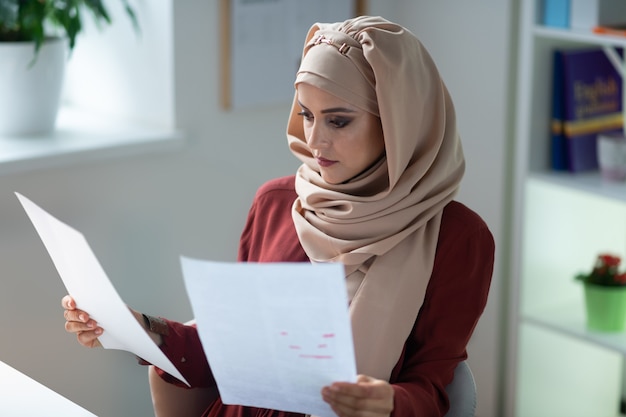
[316,157,337,167]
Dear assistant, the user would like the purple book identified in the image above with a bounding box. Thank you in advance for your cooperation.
[551,48,623,173]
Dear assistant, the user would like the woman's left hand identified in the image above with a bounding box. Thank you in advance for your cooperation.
[321,374,394,417]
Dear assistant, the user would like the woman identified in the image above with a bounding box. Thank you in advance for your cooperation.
[63,16,494,417]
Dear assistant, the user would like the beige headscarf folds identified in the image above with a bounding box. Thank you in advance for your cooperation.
[287,16,465,381]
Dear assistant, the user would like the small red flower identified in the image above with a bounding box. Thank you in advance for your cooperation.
[598,254,621,268]
[576,253,626,287]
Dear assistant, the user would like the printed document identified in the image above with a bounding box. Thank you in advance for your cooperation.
[181,257,357,417]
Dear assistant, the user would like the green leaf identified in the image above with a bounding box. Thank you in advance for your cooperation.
[0,0,139,60]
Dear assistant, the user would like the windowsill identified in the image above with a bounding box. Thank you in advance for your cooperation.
[0,106,184,176]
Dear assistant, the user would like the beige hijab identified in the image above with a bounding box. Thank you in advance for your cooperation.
[287,16,464,381]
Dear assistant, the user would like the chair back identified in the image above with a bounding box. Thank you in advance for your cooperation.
[443,360,477,417]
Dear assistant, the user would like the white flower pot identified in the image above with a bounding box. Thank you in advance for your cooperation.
[0,38,66,136]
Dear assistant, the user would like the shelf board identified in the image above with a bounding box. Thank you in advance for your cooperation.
[534,25,626,47]
[523,300,626,354]
[0,106,184,176]
[529,170,626,204]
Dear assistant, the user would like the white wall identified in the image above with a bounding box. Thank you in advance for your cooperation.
[380,1,517,416]
[0,1,514,416]
[1,1,298,416]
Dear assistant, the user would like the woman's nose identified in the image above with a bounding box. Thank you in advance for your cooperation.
[306,123,329,149]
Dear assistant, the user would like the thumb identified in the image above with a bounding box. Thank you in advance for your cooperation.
[356,374,376,384]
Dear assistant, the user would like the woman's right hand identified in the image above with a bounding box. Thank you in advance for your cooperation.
[62,295,103,348]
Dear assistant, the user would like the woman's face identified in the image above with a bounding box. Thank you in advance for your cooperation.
[296,83,385,185]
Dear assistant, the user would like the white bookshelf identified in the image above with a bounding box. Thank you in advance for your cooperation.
[508,1,626,416]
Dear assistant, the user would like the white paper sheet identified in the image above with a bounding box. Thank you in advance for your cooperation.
[15,192,188,386]
[0,360,97,416]
[180,257,357,417]
[229,0,353,109]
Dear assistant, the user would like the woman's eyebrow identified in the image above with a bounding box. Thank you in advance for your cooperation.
[297,101,356,114]
[321,107,356,114]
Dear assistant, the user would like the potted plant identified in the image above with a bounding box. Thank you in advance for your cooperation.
[0,0,138,136]
[575,253,626,332]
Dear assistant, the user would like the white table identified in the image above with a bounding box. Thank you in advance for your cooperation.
[0,360,96,416]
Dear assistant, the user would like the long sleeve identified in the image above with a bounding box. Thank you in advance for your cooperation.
[390,201,495,416]
[153,320,215,388]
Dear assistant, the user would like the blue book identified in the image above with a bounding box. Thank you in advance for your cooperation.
[543,0,569,28]
[550,49,568,170]
[550,48,623,172]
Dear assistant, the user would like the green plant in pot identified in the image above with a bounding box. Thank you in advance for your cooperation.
[0,0,138,136]
[575,253,626,332]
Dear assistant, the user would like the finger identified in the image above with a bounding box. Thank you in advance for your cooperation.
[324,395,391,417]
[322,379,393,416]
[76,329,103,348]
[322,388,377,415]
[64,318,99,333]
[326,381,371,398]
[356,374,375,384]
[334,376,393,400]
[63,308,92,324]
[61,295,75,310]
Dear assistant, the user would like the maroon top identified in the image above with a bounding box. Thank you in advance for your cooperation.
[155,175,494,417]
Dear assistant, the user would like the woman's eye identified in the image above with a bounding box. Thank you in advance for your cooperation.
[328,117,351,128]
[297,111,313,121]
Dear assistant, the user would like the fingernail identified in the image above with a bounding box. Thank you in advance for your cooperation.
[87,321,94,328]
[79,314,86,322]
[95,328,103,335]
